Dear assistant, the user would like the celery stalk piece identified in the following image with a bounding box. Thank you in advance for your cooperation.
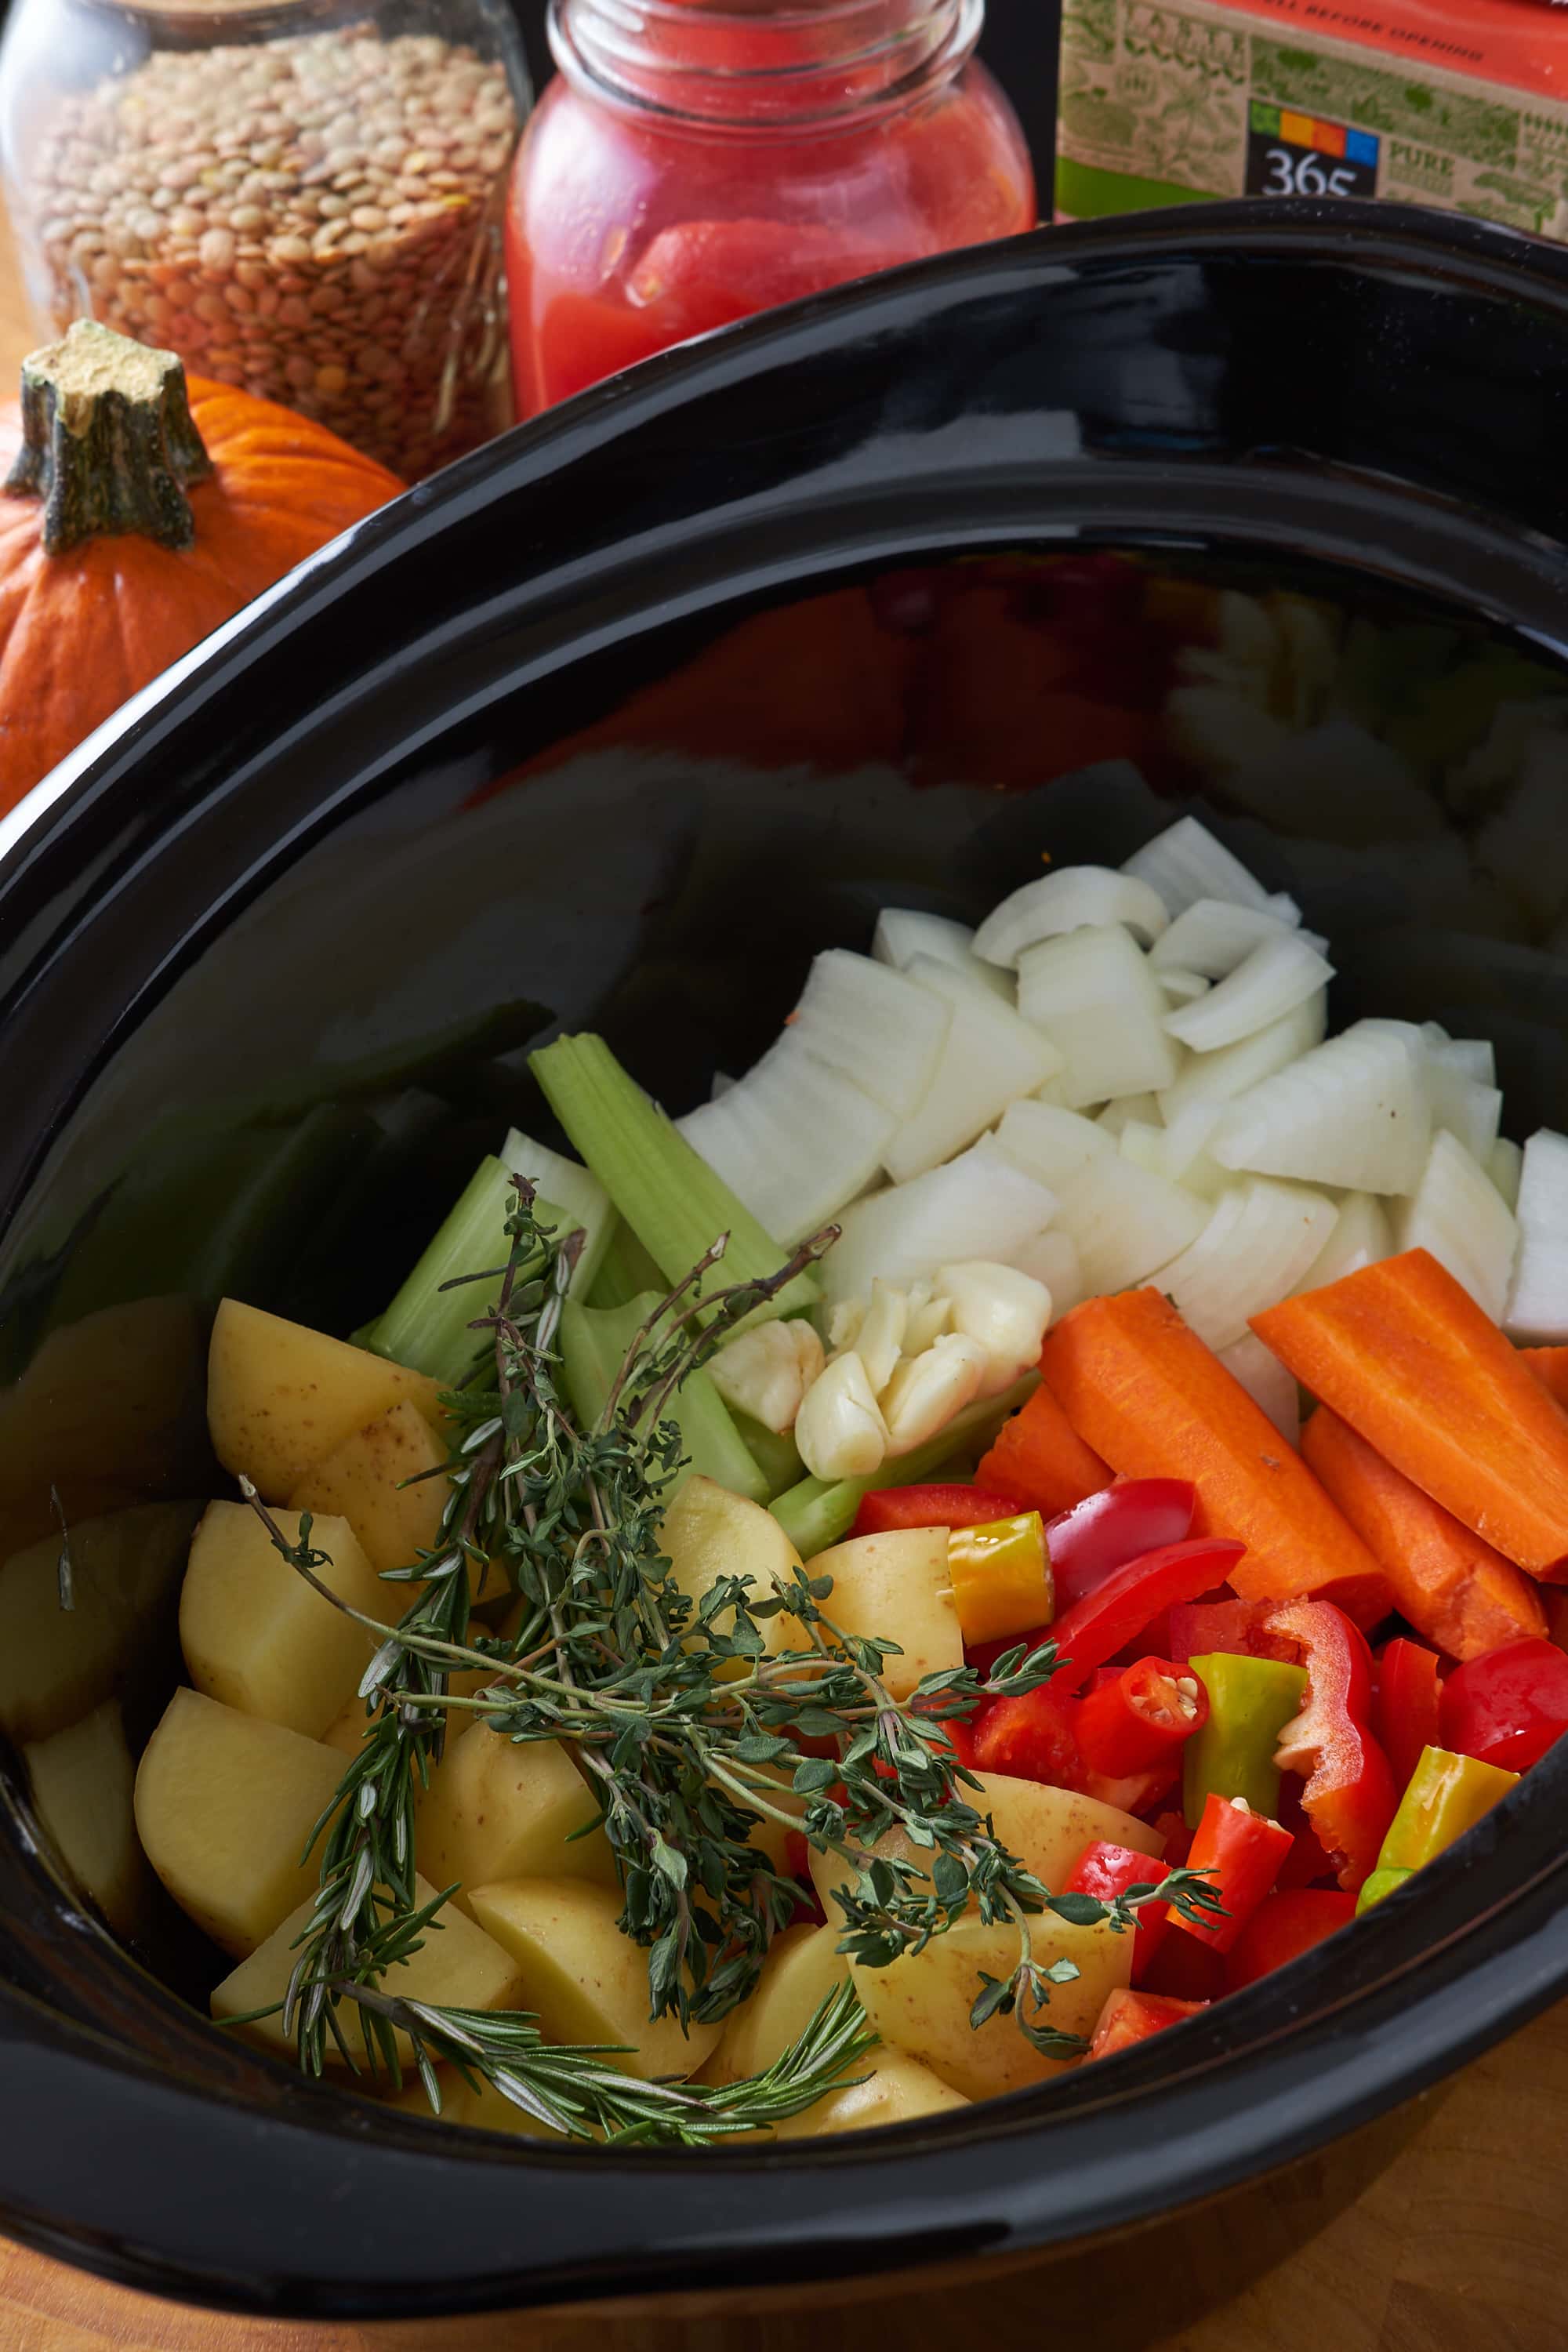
[500,1127,614,1298]
[771,1376,1039,1557]
[530,1034,820,1327]
[587,1221,666,1312]
[730,1412,804,1501]
[559,1292,769,1505]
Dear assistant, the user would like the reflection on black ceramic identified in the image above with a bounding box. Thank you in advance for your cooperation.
[3,201,1568,2322]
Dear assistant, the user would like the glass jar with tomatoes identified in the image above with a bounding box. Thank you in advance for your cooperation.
[506,0,1035,415]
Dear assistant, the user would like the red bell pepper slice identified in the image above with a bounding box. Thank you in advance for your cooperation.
[971,1681,1083,1787]
[1076,1657,1209,1778]
[1375,1637,1445,1793]
[1087,1986,1207,2060]
[1174,1791,1294,1953]
[1224,1887,1356,1991]
[1064,1838,1173,1984]
[1047,1538,1246,1693]
[850,1483,1022,1541]
[1265,1601,1399,1894]
[1047,1479,1197,1610]
[1439,1637,1568,1773]
[1272,1777,1339,1890]
[1167,1597,1300,1667]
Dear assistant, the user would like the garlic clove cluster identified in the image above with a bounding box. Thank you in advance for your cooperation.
[707,1319,825,1434]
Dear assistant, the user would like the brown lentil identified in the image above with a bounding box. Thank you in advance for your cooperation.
[17,24,521,481]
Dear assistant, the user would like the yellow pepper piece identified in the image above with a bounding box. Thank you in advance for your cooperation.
[946,1513,1053,1646]
[1377,1744,1519,1877]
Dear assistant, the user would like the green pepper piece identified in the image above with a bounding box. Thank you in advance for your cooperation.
[1182,1653,1309,1831]
[1356,1865,1414,1916]
[1375,1744,1519,1876]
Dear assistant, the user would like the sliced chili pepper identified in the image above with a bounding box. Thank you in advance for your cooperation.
[971,1680,1083,1787]
[1224,1887,1356,1991]
[1272,1777,1339,1889]
[1087,1986,1207,2060]
[1064,1838,1173,1984]
[1374,1744,1520,1878]
[1046,1479,1197,1610]
[1167,1598,1300,1667]
[1048,1537,1246,1693]
[1141,1929,1228,2003]
[1181,1652,1308,1830]
[850,1483,1022,1541]
[1439,1637,1568,1773]
[946,1512,1053,1646]
[1266,1600,1399,1894]
[1076,1657,1208,1778]
[1152,1809,1194,1867]
[1375,1637,1445,1794]
[1174,1791,1294,1954]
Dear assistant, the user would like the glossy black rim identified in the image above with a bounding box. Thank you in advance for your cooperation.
[4,198,1568,2316]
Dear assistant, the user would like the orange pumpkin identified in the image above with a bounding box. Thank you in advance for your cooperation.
[0,319,403,808]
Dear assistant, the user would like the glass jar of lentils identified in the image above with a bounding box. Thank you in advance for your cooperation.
[0,0,530,482]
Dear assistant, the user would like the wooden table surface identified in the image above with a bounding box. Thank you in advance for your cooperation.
[2,218,1566,2352]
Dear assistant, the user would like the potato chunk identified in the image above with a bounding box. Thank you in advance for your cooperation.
[287,1399,450,1579]
[773,2048,969,2137]
[661,1475,804,1675]
[416,1730,617,1911]
[212,1874,522,2066]
[703,1922,849,2085]
[208,1298,446,1501]
[23,1699,153,1938]
[180,1502,387,1739]
[0,1501,200,1743]
[802,1528,960,1699]
[851,1911,1131,2099]
[134,1688,345,1955]
[467,1878,720,2082]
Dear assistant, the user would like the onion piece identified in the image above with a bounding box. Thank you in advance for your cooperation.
[1154,1179,1340,1352]
[789,949,950,1119]
[1155,1100,1232,1200]
[1490,1135,1524,1210]
[1504,1128,1568,1341]
[1160,968,1211,1006]
[1118,1120,1165,1175]
[1011,1228,1085,1320]
[1163,934,1336,1053]
[990,1098,1114,1189]
[872,908,1011,1002]
[1123,815,1276,920]
[1218,1331,1301,1447]
[821,1144,1058,1308]
[1157,993,1328,1123]
[1097,1092,1163,1138]
[1018,924,1181,1108]
[973,866,1169,967]
[1426,1028,1496,1087]
[1291,1192,1393,1294]
[883,956,1062,1182]
[1426,1045,1504,1163]
[1149,898,1319,978]
[1399,1131,1519,1324]
[1209,1023,1431,1196]
[678,1034,895,1243]
[1051,1155,1209,1296]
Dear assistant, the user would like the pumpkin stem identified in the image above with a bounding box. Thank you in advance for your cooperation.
[5,318,214,557]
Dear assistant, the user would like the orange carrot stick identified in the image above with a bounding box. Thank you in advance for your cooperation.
[1039,1288,1393,1629]
[1301,1406,1546,1661]
[1523,1348,1568,1413]
[1252,1250,1568,1582]
[976,1379,1113,1519]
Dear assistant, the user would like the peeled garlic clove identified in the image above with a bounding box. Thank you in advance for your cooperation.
[880,1334,988,1455]
[904,1292,953,1353]
[710,1319,822,1434]
[936,1260,1052,1396]
[855,1279,909,1394]
[793,1350,889,1481]
[827,1298,866,1352]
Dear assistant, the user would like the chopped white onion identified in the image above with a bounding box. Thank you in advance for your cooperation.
[1218,1331,1301,1447]
[1018,924,1181,1108]
[1157,993,1327,1123]
[1490,1135,1524,1211]
[1425,1041,1504,1163]
[1097,1092,1163,1138]
[872,908,1012,1002]
[1159,968,1211,1006]
[1051,1156,1210,1296]
[1153,1179,1339,1352]
[1118,1120,1166,1175]
[1164,934,1336,1053]
[788,949,950,1119]
[1265,891,1305,927]
[883,956,1062,1182]
[1155,1100,1232,1200]
[1010,1227,1085,1320]
[990,1098,1113,1189]
[1399,1131,1519,1324]
[710,1070,735,1101]
[820,1144,1058,1308]
[677,1034,895,1243]
[973,866,1169,967]
[1123,815,1276,920]
[1291,1192,1393,1294]
[1426,1029,1495,1087]
[1504,1128,1568,1341]
[1209,1023,1431,1196]
[1150,898,1302,978]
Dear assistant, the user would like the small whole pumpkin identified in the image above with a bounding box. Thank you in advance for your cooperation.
[0,318,403,808]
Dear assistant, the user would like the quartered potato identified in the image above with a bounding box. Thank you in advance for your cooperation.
[660,1474,804,1675]
[23,1698,153,1939]
[180,1501,386,1740]
[773,2047,970,2137]
[702,1922,850,2085]
[800,1527,961,1699]
[289,1399,506,1599]
[416,1730,618,1910]
[207,1298,446,1501]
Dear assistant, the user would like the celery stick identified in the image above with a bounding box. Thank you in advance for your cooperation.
[588,1221,666,1312]
[501,1127,614,1297]
[559,1292,769,1504]
[730,1412,804,1501]
[530,1034,819,1327]
[771,1376,1039,1557]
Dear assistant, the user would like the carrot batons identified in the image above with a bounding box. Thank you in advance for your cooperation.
[1523,1348,1568,1413]
[1253,1250,1568,1583]
[1301,1407,1546,1662]
[1039,1288,1392,1629]
[976,1380,1113,1520]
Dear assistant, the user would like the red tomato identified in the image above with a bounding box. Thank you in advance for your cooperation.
[1225,1889,1356,1992]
